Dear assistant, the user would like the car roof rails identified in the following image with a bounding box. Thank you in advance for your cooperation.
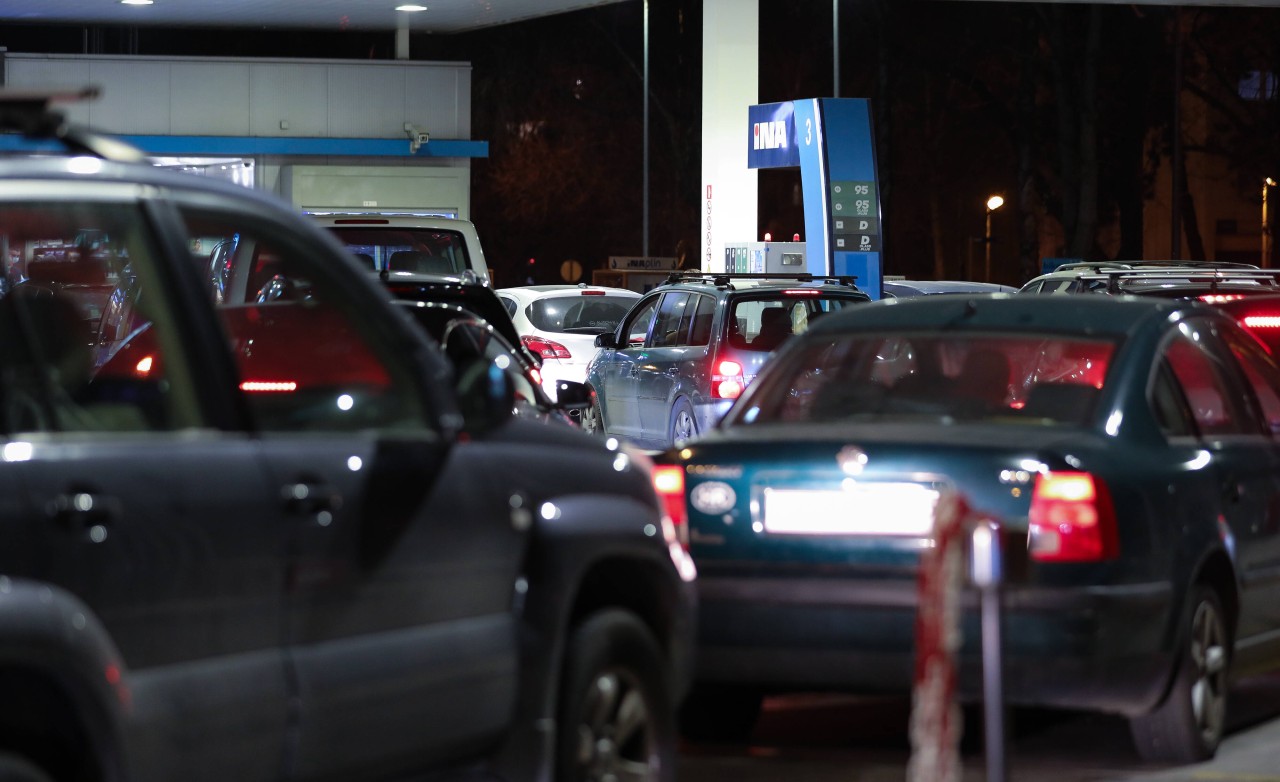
[0,86,147,163]
[663,271,860,289]
[1079,268,1280,294]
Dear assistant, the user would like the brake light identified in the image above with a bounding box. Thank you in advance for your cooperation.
[712,359,744,399]
[1243,314,1280,329]
[240,380,298,393]
[1200,294,1246,303]
[782,289,821,296]
[580,290,605,295]
[521,335,572,360]
[135,355,154,377]
[1027,471,1118,562]
[652,464,688,545]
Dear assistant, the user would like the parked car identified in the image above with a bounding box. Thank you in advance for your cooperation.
[654,292,1280,765]
[496,283,640,401]
[583,272,871,450]
[1018,260,1280,300]
[1216,292,1280,355]
[882,278,1017,297]
[395,299,587,427]
[0,89,694,782]
[311,213,492,284]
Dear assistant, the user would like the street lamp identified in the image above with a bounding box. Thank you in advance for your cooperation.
[984,195,1005,282]
[1264,178,1276,268]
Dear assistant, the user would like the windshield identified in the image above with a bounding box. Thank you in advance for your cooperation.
[527,294,635,334]
[327,227,470,275]
[727,294,860,353]
[730,332,1116,427]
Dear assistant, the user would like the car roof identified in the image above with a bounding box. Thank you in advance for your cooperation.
[654,272,868,297]
[807,291,1205,337]
[498,284,639,297]
[308,213,474,229]
[883,279,1018,296]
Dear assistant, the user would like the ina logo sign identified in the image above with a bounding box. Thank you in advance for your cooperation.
[753,121,788,151]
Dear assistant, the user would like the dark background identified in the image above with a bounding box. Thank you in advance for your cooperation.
[5,1,1280,287]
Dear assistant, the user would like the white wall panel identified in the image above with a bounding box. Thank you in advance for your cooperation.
[87,61,172,134]
[171,62,251,135]
[326,65,406,139]
[405,67,466,138]
[249,63,329,137]
[5,58,95,125]
[280,164,470,219]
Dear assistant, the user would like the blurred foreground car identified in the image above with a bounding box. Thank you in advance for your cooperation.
[584,272,870,450]
[496,283,640,401]
[0,89,694,782]
[657,293,1280,764]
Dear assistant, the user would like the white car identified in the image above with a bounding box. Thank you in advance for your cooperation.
[496,284,640,400]
[309,213,491,284]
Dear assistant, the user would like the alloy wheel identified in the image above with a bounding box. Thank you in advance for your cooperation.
[573,668,657,782]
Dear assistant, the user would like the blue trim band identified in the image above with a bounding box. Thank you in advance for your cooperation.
[0,135,489,158]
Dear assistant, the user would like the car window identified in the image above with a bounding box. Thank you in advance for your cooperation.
[727,294,857,353]
[441,320,544,409]
[688,294,715,347]
[732,332,1115,427]
[1222,329,1280,435]
[1151,362,1197,437]
[326,226,469,275]
[651,292,692,347]
[623,296,659,347]
[528,294,634,334]
[1162,326,1254,436]
[497,295,517,318]
[179,208,429,433]
[0,200,202,433]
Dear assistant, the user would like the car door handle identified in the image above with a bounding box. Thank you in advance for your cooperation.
[281,481,341,520]
[46,492,122,533]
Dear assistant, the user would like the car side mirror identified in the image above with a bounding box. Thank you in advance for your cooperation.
[454,357,515,433]
[595,332,618,349]
[554,379,591,410]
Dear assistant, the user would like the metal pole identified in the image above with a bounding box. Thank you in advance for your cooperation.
[833,0,840,98]
[642,0,650,260]
[984,211,993,282]
[1263,179,1272,268]
[1171,8,1183,258]
[970,522,1007,782]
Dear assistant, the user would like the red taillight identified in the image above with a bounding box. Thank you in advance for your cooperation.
[781,289,821,296]
[1027,471,1118,562]
[521,335,572,360]
[580,290,605,295]
[240,380,298,393]
[652,464,688,544]
[1243,314,1280,329]
[1200,294,1246,303]
[712,359,744,399]
[135,355,154,377]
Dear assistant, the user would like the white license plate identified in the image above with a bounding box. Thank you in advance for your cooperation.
[762,483,939,536]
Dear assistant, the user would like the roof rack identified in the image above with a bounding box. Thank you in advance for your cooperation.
[663,271,859,289]
[1074,268,1280,294]
[0,86,147,163]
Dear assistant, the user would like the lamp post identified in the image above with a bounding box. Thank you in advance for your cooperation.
[1264,178,1276,268]
[984,195,1005,282]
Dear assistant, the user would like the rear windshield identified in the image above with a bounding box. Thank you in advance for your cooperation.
[731,332,1116,427]
[727,294,860,353]
[527,295,635,334]
[327,227,470,275]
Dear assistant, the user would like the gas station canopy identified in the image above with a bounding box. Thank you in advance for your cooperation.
[0,0,628,33]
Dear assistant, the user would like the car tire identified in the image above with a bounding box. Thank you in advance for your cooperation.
[556,609,675,782]
[677,683,764,743]
[668,398,698,447]
[0,753,54,782]
[581,393,606,436]
[1129,584,1229,764]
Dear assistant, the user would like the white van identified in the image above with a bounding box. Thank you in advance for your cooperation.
[310,214,492,284]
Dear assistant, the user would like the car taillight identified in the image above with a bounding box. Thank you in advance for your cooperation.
[1243,314,1280,329]
[1200,294,1246,303]
[521,335,572,360]
[712,359,744,399]
[580,290,605,295]
[781,289,821,296]
[652,464,689,546]
[1027,471,1118,562]
[240,380,298,393]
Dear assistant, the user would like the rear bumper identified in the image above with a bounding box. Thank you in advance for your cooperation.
[536,360,588,401]
[694,573,1176,716]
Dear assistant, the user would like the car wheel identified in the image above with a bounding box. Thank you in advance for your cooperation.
[677,683,764,743]
[1129,584,1229,763]
[557,609,675,782]
[0,753,54,782]
[581,393,606,436]
[669,398,697,446]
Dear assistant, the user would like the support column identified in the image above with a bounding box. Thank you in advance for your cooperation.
[701,0,758,273]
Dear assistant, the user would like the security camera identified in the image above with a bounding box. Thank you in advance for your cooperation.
[415,131,430,145]
[404,123,430,153]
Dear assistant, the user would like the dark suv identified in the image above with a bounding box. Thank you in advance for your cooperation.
[0,90,694,782]
[583,272,870,450]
